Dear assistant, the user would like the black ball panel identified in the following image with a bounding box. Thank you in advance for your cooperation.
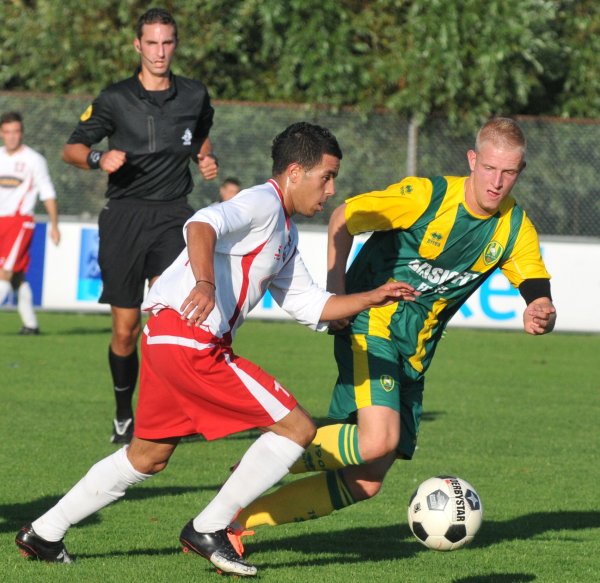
[411,521,429,542]
[444,524,467,543]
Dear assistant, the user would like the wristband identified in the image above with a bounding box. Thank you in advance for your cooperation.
[195,279,216,289]
[519,278,552,305]
[87,150,104,170]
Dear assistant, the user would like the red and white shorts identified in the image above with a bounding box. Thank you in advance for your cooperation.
[0,214,35,273]
[136,309,298,440]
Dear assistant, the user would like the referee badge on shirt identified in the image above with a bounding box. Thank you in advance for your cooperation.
[80,105,93,122]
[181,128,192,146]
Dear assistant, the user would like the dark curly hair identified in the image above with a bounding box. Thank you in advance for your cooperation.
[271,122,342,175]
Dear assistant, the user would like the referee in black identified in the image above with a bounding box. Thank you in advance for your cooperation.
[63,8,218,444]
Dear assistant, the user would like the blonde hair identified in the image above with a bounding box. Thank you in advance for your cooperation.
[475,117,527,157]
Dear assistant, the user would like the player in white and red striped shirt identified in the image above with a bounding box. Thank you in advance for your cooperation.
[17,122,417,576]
[0,111,60,334]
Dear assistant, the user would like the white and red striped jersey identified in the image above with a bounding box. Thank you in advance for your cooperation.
[142,179,332,342]
[0,145,57,217]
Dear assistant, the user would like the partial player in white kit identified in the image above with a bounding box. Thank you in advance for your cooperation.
[0,111,60,334]
[139,176,336,441]
[16,122,418,576]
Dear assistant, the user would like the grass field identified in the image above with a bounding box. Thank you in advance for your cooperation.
[1,311,599,583]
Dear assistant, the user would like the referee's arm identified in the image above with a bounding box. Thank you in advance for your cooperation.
[63,143,93,169]
[196,137,218,181]
[63,143,126,173]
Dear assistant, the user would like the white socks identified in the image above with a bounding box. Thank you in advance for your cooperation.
[0,280,37,328]
[193,432,304,533]
[0,280,11,305]
[31,433,304,542]
[32,447,151,542]
[17,281,38,329]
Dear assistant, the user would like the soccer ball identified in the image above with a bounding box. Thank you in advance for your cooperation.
[407,475,483,551]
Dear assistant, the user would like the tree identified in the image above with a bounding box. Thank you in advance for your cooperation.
[1,0,598,123]
[550,0,600,117]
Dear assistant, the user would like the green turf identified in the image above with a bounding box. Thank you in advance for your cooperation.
[1,311,599,582]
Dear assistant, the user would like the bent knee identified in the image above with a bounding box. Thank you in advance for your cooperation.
[302,419,318,446]
[271,408,317,448]
[358,480,384,499]
[342,462,390,501]
[130,457,169,475]
[347,476,384,502]
[293,415,317,447]
[127,443,174,475]
[359,440,398,463]
[111,331,139,354]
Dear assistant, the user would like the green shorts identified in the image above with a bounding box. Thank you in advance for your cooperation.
[329,333,424,460]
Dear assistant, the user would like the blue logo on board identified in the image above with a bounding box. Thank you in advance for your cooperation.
[77,228,102,301]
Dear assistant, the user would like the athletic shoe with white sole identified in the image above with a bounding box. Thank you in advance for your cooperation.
[180,520,257,577]
[15,524,73,563]
[110,417,134,444]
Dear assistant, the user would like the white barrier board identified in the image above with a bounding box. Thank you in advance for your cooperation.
[10,222,599,333]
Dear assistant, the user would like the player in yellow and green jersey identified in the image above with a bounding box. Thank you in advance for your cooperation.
[227,117,556,552]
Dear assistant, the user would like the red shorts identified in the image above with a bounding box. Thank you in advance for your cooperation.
[136,309,298,440]
[0,215,34,273]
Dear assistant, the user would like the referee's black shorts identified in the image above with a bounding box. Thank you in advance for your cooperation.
[98,197,194,308]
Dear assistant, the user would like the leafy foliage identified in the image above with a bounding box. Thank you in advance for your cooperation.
[1,0,599,120]
[1,1,599,236]
[550,0,600,117]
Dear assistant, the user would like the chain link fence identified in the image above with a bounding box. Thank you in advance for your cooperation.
[2,91,599,238]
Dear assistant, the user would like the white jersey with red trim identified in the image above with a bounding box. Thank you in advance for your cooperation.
[0,145,57,217]
[142,179,332,341]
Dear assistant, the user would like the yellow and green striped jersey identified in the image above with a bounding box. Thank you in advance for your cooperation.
[343,175,550,377]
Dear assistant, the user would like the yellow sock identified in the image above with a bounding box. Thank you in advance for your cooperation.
[290,423,363,474]
[237,471,356,529]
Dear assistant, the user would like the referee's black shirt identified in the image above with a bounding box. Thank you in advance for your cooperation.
[68,69,214,201]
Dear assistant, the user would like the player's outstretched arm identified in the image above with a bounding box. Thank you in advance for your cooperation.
[327,203,352,295]
[523,297,556,335]
[326,203,354,330]
[320,281,420,323]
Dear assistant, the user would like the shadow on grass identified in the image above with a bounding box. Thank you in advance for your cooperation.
[0,326,113,337]
[453,575,536,583]
[421,410,445,422]
[0,485,220,534]
[74,545,182,560]
[20,508,597,567]
[30,326,113,337]
[243,509,600,571]
[57,327,113,336]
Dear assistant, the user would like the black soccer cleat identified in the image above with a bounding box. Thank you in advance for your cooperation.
[180,520,257,577]
[15,524,73,563]
[110,417,134,444]
[19,326,40,335]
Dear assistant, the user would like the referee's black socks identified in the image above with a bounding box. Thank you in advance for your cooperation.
[108,346,139,420]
